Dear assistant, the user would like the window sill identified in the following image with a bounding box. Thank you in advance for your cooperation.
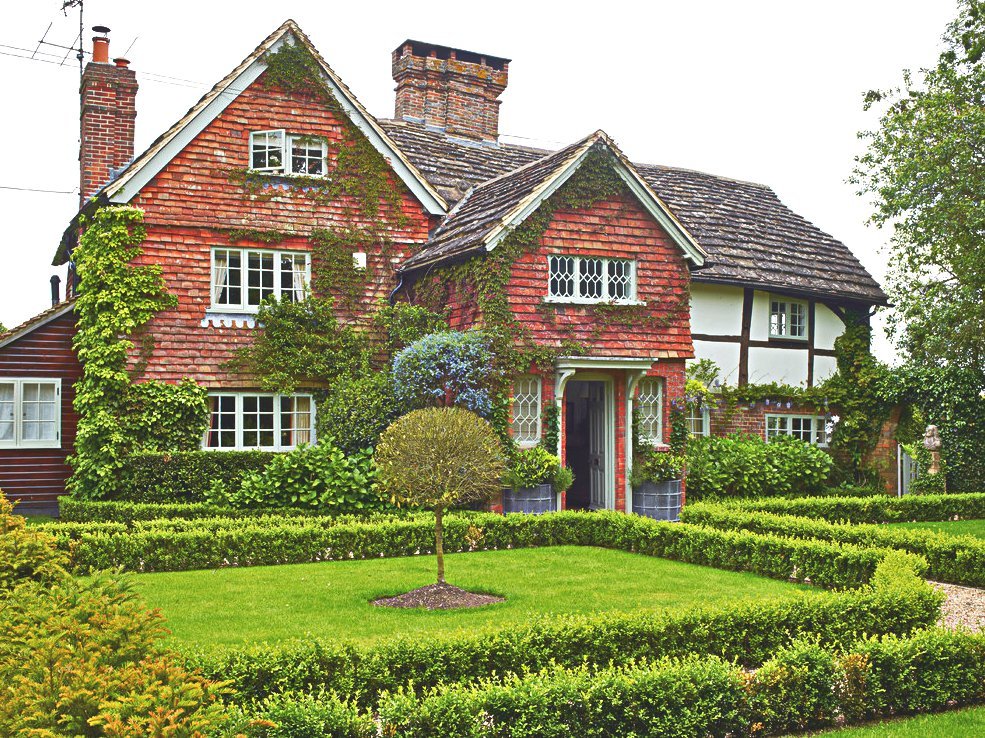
[246,171,332,184]
[543,297,646,307]
[767,334,808,342]
[201,311,257,328]
[0,441,61,450]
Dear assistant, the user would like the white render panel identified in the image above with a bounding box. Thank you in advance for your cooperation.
[748,346,808,386]
[692,340,741,385]
[814,355,839,383]
[813,303,845,350]
[690,283,743,336]
[749,290,772,341]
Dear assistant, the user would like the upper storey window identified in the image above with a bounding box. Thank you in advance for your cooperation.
[547,255,637,304]
[769,296,808,339]
[249,130,328,176]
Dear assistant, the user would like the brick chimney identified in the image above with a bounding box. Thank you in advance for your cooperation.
[80,27,137,204]
[392,40,509,142]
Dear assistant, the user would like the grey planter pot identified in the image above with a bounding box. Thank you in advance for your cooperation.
[632,479,683,522]
[502,483,557,514]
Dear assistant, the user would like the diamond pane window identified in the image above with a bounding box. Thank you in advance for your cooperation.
[548,256,575,298]
[770,296,808,339]
[636,377,664,443]
[546,255,636,303]
[510,375,541,446]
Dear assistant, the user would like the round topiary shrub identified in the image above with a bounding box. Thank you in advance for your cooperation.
[376,407,505,584]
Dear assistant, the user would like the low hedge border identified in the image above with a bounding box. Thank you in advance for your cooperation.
[232,628,985,738]
[63,511,924,590]
[728,493,985,524]
[681,503,985,587]
[59,499,345,524]
[188,554,940,708]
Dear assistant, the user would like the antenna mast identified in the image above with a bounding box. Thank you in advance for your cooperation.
[61,0,84,83]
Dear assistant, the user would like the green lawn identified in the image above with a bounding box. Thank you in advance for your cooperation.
[793,706,985,736]
[887,518,985,540]
[133,546,812,647]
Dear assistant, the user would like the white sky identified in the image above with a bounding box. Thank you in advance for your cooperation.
[0,0,958,363]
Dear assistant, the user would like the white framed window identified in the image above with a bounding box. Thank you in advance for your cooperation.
[547,255,637,304]
[765,414,827,446]
[0,379,61,449]
[510,375,541,447]
[769,296,808,339]
[635,377,664,443]
[205,393,314,451]
[687,403,711,437]
[211,248,310,312]
[249,130,328,177]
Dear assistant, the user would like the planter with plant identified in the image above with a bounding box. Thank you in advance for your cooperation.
[630,449,685,521]
[502,446,574,514]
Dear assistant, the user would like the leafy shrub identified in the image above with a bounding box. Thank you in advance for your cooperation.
[207,441,387,514]
[681,503,985,586]
[316,370,400,454]
[0,491,229,735]
[230,692,375,738]
[504,445,574,492]
[376,408,505,582]
[59,497,324,523]
[392,330,498,417]
[731,492,985,523]
[685,434,833,500]
[115,449,275,503]
[190,553,939,707]
[631,452,685,486]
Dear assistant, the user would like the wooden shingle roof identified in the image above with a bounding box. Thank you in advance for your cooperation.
[381,120,887,305]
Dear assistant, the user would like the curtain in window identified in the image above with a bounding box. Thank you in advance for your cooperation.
[0,383,13,441]
[212,252,229,305]
[292,259,306,302]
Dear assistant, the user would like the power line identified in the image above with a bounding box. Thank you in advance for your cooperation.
[0,185,77,195]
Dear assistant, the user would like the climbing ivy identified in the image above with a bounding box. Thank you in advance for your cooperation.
[69,207,209,499]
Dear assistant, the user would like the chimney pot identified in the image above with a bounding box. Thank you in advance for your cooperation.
[92,36,110,64]
[50,275,61,307]
[113,57,130,68]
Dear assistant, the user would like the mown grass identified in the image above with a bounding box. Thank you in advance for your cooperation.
[133,545,813,647]
[794,705,985,736]
[886,518,985,540]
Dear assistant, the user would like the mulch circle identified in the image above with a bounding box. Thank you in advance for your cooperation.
[373,582,505,610]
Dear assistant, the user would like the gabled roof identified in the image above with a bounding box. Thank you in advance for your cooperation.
[0,300,76,351]
[98,20,447,215]
[401,131,706,272]
[381,120,888,306]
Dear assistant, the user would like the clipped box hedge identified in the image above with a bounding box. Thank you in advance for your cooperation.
[58,498,322,524]
[231,628,985,738]
[188,553,940,708]
[63,511,922,590]
[728,492,985,523]
[681,503,985,587]
[114,450,275,502]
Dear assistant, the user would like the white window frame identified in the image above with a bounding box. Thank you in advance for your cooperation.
[510,375,542,448]
[635,377,664,444]
[546,255,639,305]
[0,378,61,449]
[210,247,311,313]
[204,392,316,451]
[249,129,329,177]
[765,413,827,447]
[687,403,711,437]
[769,295,808,340]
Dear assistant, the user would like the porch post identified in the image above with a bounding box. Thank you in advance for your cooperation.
[625,368,649,515]
[554,367,576,512]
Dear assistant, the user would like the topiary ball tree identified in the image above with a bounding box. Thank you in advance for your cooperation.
[376,407,505,584]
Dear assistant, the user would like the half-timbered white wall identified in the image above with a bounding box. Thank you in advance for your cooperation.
[689,283,847,387]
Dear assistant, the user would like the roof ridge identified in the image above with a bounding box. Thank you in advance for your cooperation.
[636,161,772,190]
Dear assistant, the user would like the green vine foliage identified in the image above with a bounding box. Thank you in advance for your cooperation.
[69,207,209,499]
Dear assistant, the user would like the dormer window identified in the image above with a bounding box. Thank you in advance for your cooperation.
[769,296,807,339]
[249,130,328,176]
[547,255,637,304]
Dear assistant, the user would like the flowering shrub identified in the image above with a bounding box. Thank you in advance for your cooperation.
[392,330,498,417]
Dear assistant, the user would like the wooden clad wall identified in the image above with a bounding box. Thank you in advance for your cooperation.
[0,311,79,514]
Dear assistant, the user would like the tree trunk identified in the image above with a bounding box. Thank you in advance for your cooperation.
[434,505,445,584]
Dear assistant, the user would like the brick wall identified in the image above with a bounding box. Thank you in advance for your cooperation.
[80,60,137,202]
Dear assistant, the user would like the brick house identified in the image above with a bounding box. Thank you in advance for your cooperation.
[0,21,886,513]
